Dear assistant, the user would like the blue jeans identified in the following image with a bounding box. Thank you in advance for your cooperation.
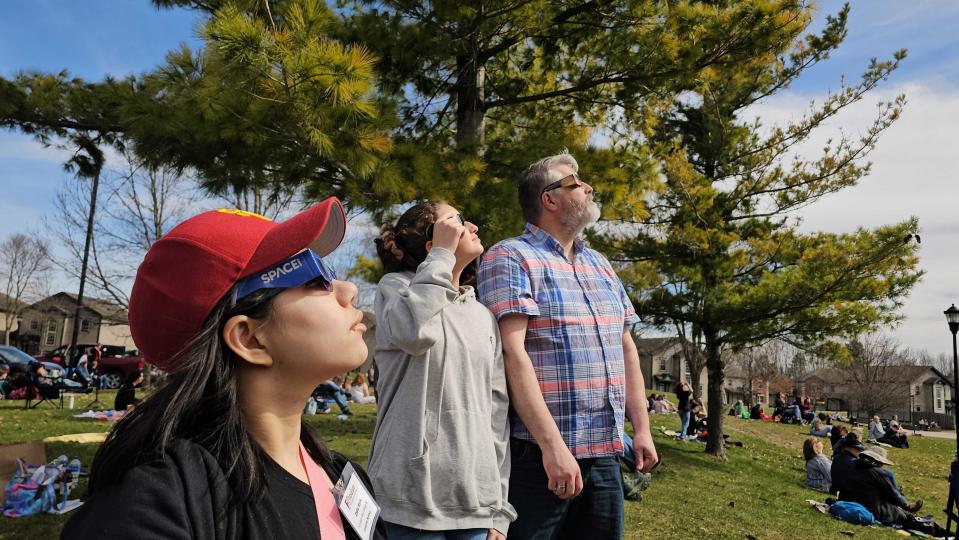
[678,409,691,438]
[507,439,624,540]
[384,522,487,540]
[884,469,909,507]
[314,381,351,413]
[620,435,636,471]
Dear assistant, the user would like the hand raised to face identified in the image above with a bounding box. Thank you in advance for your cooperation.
[430,213,467,253]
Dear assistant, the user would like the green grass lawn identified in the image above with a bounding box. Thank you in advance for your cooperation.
[1,395,954,539]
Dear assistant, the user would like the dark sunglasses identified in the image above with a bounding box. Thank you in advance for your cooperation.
[426,214,466,239]
[541,173,584,195]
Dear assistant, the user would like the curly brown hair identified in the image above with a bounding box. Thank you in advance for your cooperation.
[375,201,442,273]
[374,200,478,284]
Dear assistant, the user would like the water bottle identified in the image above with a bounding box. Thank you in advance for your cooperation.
[68,457,81,476]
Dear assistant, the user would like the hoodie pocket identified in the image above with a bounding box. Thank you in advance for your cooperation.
[402,409,500,510]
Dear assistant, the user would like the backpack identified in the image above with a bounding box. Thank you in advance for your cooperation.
[2,459,59,517]
[829,501,876,525]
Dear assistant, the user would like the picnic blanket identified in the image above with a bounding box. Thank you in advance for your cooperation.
[43,432,108,444]
[71,410,126,422]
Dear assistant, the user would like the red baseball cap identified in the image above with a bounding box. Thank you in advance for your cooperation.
[128,198,346,371]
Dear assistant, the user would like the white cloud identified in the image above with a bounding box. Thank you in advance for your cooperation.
[747,83,959,357]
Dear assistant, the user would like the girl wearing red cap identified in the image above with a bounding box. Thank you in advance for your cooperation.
[64,199,386,540]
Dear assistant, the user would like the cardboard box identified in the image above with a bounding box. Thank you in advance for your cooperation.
[0,440,46,506]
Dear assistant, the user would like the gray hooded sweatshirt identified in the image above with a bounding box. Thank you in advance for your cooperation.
[369,247,516,533]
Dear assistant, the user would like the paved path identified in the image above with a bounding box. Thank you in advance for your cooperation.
[912,429,957,440]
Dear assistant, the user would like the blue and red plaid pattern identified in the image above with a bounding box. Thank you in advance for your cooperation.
[478,223,639,458]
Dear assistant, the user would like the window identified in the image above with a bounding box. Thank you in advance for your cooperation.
[29,320,39,331]
[80,319,91,333]
[44,319,57,346]
[935,383,944,411]
[659,357,666,371]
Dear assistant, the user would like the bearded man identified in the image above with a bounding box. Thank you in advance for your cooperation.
[478,153,658,539]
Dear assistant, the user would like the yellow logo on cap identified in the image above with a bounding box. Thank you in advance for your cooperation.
[215,209,273,222]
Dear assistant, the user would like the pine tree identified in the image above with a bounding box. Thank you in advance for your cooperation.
[593,4,923,458]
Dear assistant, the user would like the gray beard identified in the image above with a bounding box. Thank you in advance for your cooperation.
[560,197,601,237]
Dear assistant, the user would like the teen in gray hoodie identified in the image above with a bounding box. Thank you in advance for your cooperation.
[371,201,516,540]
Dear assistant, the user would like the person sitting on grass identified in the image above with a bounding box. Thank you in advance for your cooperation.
[809,419,831,437]
[652,395,670,414]
[311,379,353,415]
[863,446,920,513]
[867,415,885,442]
[839,447,926,527]
[684,399,707,440]
[799,396,816,423]
[0,365,12,399]
[114,370,143,411]
[733,399,747,418]
[749,402,771,421]
[829,425,848,455]
[830,432,863,494]
[773,392,787,418]
[803,437,832,493]
[878,415,909,448]
[348,373,376,404]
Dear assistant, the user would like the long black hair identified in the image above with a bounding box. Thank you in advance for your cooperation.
[88,284,331,505]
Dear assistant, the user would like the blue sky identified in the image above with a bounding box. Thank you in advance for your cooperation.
[2,1,958,356]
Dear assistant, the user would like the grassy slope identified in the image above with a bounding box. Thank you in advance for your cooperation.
[1,396,953,539]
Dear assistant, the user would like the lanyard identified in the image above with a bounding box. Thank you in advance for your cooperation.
[299,442,346,540]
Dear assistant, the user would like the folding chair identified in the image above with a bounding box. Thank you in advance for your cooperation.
[24,373,64,409]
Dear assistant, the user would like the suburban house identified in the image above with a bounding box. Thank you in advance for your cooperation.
[15,292,134,354]
[723,365,772,405]
[797,365,954,428]
[635,336,786,405]
[635,336,707,398]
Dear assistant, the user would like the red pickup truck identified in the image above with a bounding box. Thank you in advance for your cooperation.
[34,344,144,389]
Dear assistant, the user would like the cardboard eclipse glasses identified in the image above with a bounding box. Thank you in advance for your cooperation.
[233,249,336,304]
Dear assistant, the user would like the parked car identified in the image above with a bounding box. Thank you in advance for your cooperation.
[34,343,143,389]
[0,345,63,378]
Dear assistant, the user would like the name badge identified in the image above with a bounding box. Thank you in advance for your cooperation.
[332,463,380,540]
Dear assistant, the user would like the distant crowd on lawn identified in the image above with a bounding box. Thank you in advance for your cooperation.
[799,420,948,534]
[647,380,945,534]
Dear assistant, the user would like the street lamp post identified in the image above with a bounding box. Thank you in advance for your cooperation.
[946,304,959,453]
[943,304,959,535]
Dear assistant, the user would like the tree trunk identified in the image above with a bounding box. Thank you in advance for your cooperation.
[68,166,101,369]
[704,329,726,459]
[689,361,704,401]
[455,53,486,152]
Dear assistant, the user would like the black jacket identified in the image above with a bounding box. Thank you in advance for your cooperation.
[838,460,909,525]
[62,438,388,540]
[830,450,858,494]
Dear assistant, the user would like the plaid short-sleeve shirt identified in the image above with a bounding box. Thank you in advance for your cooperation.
[477,223,639,458]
